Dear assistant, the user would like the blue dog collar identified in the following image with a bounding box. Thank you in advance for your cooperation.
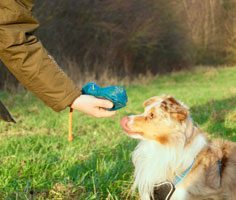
[173,160,195,185]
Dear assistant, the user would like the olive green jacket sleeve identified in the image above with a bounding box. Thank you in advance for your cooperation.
[0,0,81,112]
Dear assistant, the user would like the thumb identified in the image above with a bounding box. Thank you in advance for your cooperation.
[96,99,113,109]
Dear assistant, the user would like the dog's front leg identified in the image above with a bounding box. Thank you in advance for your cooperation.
[170,188,188,200]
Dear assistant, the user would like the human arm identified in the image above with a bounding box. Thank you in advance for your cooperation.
[0,0,116,117]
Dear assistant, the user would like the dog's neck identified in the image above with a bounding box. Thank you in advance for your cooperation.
[132,119,207,197]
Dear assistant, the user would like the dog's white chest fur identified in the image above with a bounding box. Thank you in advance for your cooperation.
[132,135,207,200]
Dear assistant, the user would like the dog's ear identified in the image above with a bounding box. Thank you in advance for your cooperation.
[143,96,160,107]
[161,97,188,122]
[170,109,188,122]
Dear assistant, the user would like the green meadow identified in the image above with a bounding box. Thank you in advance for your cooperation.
[0,66,235,199]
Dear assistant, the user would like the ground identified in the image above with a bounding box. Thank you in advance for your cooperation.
[0,66,235,199]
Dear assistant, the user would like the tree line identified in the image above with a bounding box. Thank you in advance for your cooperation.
[1,0,235,88]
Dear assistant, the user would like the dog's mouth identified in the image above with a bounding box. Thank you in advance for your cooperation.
[120,117,143,136]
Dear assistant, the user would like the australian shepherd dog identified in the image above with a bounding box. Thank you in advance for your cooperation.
[121,95,236,200]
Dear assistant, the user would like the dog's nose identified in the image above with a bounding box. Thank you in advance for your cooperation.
[120,116,133,133]
[120,116,129,127]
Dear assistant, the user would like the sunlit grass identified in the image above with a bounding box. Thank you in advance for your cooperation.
[0,66,235,199]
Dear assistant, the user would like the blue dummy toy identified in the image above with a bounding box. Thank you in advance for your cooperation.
[82,82,128,111]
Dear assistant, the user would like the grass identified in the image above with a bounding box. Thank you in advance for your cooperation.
[0,66,236,199]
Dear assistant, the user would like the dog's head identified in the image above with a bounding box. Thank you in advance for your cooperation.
[121,95,190,144]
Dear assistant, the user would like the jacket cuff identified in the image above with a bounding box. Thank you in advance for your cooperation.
[52,89,81,112]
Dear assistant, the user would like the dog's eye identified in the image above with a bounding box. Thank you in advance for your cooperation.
[148,112,155,119]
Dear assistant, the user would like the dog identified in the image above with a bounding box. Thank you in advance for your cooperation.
[120,95,236,200]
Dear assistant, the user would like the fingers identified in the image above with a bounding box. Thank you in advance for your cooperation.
[95,99,115,118]
[93,108,116,118]
[96,99,113,109]
[71,95,117,118]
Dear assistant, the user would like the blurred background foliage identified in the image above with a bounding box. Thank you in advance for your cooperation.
[0,0,236,89]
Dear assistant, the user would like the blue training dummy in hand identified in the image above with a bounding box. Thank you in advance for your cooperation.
[82,82,128,111]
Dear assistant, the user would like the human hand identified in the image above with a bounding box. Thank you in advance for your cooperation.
[71,95,116,118]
